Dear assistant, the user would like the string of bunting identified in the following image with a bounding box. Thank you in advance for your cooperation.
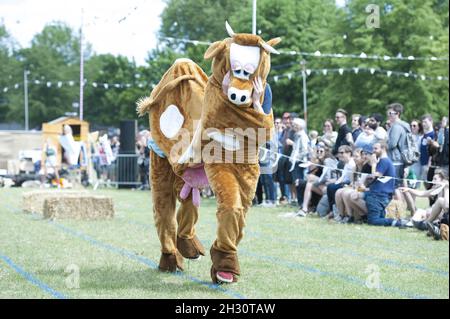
[271,68,449,82]
[259,147,444,186]
[1,80,155,93]
[2,64,447,93]
[160,36,449,62]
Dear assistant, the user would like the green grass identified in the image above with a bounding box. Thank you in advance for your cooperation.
[0,187,448,299]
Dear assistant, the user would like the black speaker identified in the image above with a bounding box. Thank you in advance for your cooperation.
[118,120,137,188]
[119,120,137,154]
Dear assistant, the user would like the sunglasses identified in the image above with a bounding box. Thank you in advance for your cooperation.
[388,111,398,116]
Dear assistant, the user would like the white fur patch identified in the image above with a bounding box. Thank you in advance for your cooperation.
[207,131,240,151]
[230,43,260,78]
[160,104,184,138]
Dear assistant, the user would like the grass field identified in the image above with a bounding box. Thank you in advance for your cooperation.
[0,187,448,299]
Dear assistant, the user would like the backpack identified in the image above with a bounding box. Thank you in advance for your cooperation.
[438,128,449,166]
[399,125,420,166]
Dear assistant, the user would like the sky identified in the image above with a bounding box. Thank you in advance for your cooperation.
[0,0,166,65]
[1,0,346,66]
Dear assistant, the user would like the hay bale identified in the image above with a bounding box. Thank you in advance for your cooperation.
[22,190,89,214]
[43,195,114,220]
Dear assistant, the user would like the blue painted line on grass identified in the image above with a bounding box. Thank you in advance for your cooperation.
[246,229,449,278]
[239,249,430,299]
[0,253,67,299]
[50,222,245,299]
[124,218,433,299]
[0,199,245,300]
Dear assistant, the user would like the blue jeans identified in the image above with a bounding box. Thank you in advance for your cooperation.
[365,192,394,226]
[261,173,276,202]
[393,164,404,188]
[327,183,345,208]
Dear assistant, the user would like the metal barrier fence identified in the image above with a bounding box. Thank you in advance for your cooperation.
[93,153,143,188]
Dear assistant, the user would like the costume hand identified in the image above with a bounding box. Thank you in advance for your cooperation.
[222,71,231,95]
[252,76,264,111]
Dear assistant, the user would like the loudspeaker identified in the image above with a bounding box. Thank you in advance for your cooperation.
[119,120,137,154]
[118,120,137,189]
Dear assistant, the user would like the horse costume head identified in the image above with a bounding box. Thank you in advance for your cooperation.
[204,21,281,107]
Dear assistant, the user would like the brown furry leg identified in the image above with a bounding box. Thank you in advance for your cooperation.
[174,176,205,259]
[205,163,259,282]
[150,151,182,271]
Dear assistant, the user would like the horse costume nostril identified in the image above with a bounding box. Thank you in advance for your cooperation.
[230,93,236,100]
[240,95,247,102]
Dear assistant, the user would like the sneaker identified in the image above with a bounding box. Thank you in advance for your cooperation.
[334,215,343,222]
[279,197,288,205]
[426,221,442,240]
[405,220,414,228]
[295,209,307,217]
[216,271,234,283]
[395,219,409,228]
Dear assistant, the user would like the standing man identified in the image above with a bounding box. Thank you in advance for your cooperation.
[351,114,362,142]
[386,103,410,185]
[371,113,388,141]
[420,114,435,187]
[365,142,407,227]
[333,109,353,155]
[277,112,295,204]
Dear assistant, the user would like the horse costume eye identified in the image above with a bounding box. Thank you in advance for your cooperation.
[243,70,249,76]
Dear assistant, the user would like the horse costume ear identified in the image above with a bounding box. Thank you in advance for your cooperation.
[266,37,281,47]
[204,41,226,60]
[260,37,281,55]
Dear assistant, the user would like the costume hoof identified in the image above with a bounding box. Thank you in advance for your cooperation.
[177,236,205,259]
[158,252,184,272]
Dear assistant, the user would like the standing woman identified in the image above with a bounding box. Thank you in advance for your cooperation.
[408,119,424,187]
[290,118,310,189]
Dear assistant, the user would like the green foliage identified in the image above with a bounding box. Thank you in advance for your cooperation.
[0,1,448,131]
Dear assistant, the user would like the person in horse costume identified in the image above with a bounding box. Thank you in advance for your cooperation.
[137,21,280,283]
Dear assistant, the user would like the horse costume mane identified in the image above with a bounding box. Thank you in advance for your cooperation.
[137,21,281,282]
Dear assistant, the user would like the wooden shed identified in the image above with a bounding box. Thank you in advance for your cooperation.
[42,117,90,166]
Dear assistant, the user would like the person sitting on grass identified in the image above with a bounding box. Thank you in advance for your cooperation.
[399,170,449,233]
[426,211,448,241]
[326,145,356,221]
[365,142,409,227]
[334,148,372,224]
[295,144,338,216]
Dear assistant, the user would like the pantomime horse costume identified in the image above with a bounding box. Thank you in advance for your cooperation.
[137,22,280,284]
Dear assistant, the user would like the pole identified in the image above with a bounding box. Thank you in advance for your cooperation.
[24,69,29,131]
[252,0,257,35]
[301,60,308,129]
[79,9,84,121]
